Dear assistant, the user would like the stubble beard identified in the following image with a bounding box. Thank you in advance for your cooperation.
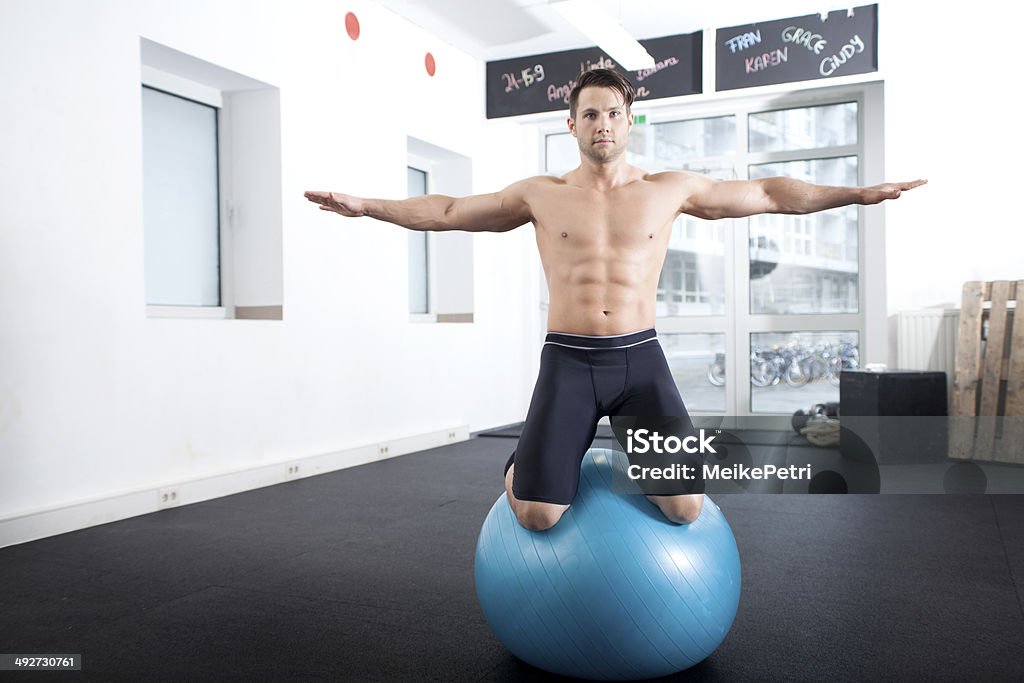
[580,139,623,166]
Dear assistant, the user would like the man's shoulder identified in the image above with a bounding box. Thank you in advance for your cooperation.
[504,175,572,203]
[527,174,568,186]
[643,169,704,185]
[508,174,566,192]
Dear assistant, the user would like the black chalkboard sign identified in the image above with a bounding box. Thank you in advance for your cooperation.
[486,32,701,119]
[716,4,877,91]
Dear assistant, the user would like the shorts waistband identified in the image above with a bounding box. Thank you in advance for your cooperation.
[544,328,657,350]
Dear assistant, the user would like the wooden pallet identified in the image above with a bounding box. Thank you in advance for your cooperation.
[950,280,1024,463]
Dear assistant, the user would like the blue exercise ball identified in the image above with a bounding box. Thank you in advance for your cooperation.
[475,448,741,680]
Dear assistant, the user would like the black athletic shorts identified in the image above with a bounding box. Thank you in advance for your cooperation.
[504,328,698,505]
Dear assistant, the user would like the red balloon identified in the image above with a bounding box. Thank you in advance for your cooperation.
[425,52,436,77]
[345,12,360,40]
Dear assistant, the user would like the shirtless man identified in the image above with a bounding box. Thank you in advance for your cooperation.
[305,68,925,532]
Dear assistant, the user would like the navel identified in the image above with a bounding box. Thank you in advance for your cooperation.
[561,232,568,239]
[648,233,654,239]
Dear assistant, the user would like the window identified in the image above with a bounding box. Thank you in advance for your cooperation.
[142,86,221,308]
[749,155,859,315]
[541,84,881,415]
[407,137,474,324]
[407,166,429,315]
[545,133,579,177]
[140,38,283,320]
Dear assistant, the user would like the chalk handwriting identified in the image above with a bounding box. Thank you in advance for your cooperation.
[503,64,546,93]
[636,56,678,82]
[548,81,576,104]
[745,47,788,74]
[545,56,619,102]
[579,55,617,74]
[724,30,761,53]
[781,26,827,54]
[820,34,865,76]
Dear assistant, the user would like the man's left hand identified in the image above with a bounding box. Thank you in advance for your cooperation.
[862,179,928,204]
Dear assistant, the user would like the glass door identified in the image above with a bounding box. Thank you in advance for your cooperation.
[541,86,874,416]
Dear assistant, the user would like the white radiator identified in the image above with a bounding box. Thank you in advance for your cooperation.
[896,309,959,401]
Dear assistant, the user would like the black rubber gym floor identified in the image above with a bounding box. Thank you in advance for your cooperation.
[2,435,1023,681]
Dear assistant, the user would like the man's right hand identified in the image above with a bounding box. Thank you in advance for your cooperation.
[304,191,366,217]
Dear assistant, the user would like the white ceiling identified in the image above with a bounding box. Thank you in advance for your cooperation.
[375,0,852,62]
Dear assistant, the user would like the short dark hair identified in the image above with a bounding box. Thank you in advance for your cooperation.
[568,68,635,119]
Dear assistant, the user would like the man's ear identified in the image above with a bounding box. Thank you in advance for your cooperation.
[567,116,576,137]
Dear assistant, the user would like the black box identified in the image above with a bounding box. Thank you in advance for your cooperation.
[840,370,948,464]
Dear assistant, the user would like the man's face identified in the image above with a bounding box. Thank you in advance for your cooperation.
[568,86,633,164]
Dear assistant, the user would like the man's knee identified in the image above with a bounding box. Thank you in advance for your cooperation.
[505,462,569,531]
[513,501,568,531]
[652,494,704,525]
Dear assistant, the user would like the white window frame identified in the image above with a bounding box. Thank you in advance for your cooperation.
[407,155,436,322]
[142,66,232,319]
[537,81,886,416]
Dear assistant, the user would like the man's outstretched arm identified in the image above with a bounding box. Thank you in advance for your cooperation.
[678,172,927,220]
[304,178,534,233]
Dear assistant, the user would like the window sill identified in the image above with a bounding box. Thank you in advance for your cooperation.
[409,313,474,324]
[147,305,228,319]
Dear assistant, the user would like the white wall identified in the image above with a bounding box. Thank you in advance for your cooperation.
[0,0,538,542]
[3,0,1020,543]
[878,0,1024,314]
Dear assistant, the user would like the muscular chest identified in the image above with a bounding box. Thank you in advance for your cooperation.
[532,184,678,251]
